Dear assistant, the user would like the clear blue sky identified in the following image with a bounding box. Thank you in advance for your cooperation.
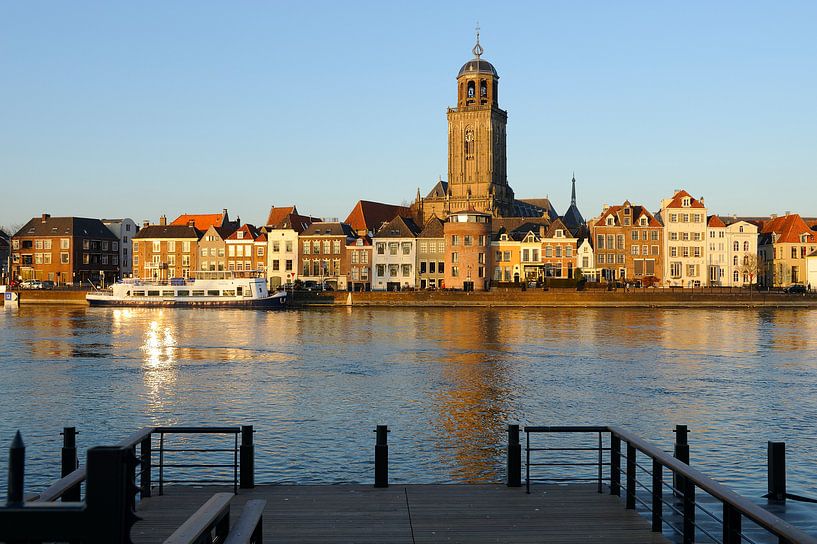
[2,1,816,229]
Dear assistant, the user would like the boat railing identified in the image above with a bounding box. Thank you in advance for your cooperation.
[119,271,265,286]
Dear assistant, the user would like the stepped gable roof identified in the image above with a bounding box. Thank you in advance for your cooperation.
[134,224,200,240]
[761,214,816,244]
[170,213,229,230]
[425,180,449,199]
[516,198,559,219]
[226,224,260,241]
[664,189,705,209]
[301,222,356,238]
[374,215,421,239]
[707,215,726,228]
[419,216,445,238]
[344,200,411,235]
[16,216,118,239]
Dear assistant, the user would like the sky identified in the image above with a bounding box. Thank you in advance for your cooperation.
[2,1,816,230]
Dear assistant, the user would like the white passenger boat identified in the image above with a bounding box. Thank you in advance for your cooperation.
[86,271,287,308]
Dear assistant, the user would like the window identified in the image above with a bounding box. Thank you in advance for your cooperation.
[333,240,341,254]
[376,264,385,277]
[182,255,190,266]
[565,247,572,258]
[503,251,510,262]
[670,247,677,257]
[631,231,639,241]
[616,235,624,250]
[419,242,427,253]
[733,255,738,266]
[401,242,411,255]
[273,260,280,271]
[153,241,161,252]
[682,214,689,223]
[389,264,398,277]
[734,271,739,283]
[401,264,411,277]
[451,252,458,263]
[597,234,605,249]
[61,252,69,264]
[478,253,485,264]
[438,262,444,273]
[43,253,51,264]
[670,262,681,278]
[733,241,739,252]
[743,241,749,251]
[479,235,486,246]
[285,241,293,252]
[495,251,502,262]
[44,239,52,250]
[272,241,280,252]
[522,249,529,262]
[632,245,640,255]
[452,266,459,277]
[693,247,701,258]
[687,264,698,277]
[670,214,677,223]
[376,242,385,255]
[545,246,552,258]
[420,261,427,274]
[464,235,473,246]
[682,247,689,257]
[429,261,436,273]
[323,241,331,254]
[389,242,398,256]
[555,247,562,258]
[451,235,459,246]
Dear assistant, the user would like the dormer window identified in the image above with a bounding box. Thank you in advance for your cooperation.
[682,197,691,207]
[500,234,508,241]
[624,208,631,215]
[237,231,244,239]
[640,217,648,226]
[555,230,564,238]
[606,217,615,226]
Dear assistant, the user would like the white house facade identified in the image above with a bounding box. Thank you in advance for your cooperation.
[102,218,138,278]
[660,190,708,287]
[372,216,421,291]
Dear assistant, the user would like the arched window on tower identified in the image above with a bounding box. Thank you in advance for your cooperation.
[480,79,487,97]
[467,81,475,100]
[464,128,474,159]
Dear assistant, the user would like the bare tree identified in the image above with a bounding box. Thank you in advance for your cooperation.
[738,253,761,287]
[0,223,23,236]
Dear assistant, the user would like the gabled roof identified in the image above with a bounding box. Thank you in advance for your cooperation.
[171,211,237,230]
[663,189,705,209]
[543,218,576,239]
[419,216,445,238]
[301,222,356,237]
[15,216,118,239]
[425,180,449,199]
[707,215,726,228]
[761,214,816,244]
[344,200,411,235]
[347,235,372,247]
[134,225,201,240]
[226,224,261,241]
[596,202,662,228]
[373,215,421,239]
[491,217,550,235]
[266,206,296,226]
[561,203,585,233]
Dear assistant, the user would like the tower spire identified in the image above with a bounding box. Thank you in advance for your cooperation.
[472,22,483,59]
[571,172,577,206]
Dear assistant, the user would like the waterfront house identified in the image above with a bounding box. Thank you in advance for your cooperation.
[299,222,356,291]
[102,218,139,278]
[706,216,758,287]
[491,228,522,283]
[444,210,491,290]
[265,205,319,289]
[132,216,200,280]
[807,250,817,290]
[657,190,706,287]
[593,201,663,285]
[0,230,9,283]
[11,214,119,285]
[575,236,597,281]
[199,223,237,272]
[372,215,422,291]
[226,224,265,273]
[416,216,446,289]
[541,219,576,279]
[346,235,372,291]
[758,213,817,287]
[344,200,412,237]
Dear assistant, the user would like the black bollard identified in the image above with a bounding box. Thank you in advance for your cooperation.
[767,441,786,501]
[61,427,81,502]
[240,425,255,489]
[507,424,521,487]
[673,425,689,497]
[7,431,25,506]
[374,425,389,488]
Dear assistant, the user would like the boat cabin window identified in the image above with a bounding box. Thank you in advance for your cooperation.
[132,290,145,297]
[236,286,243,296]
[177,290,190,296]
[244,287,253,297]
[222,290,236,297]
[162,291,174,297]
[192,290,205,296]
[147,290,160,297]
[207,290,219,296]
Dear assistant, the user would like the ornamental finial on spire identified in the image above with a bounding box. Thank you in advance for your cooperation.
[472,22,483,59]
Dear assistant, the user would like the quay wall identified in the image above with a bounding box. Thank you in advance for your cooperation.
[294,289,817,308]
[4,289,89,306]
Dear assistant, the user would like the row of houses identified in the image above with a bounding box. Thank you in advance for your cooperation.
[7,190,817,290]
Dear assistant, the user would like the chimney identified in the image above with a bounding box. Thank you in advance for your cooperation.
[539,225,546,237]
[603,204,610,212]
[700,197,705,206]
[159,215,167,226]
[41,213,50,223]
[785,210,791,216]
[188,220,195,227]
[143,219,150,228]
[770,213,777,219]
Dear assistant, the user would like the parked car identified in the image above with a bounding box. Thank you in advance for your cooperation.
[20,280,43,289]
[41,281,55,290]
[784,284,807,294]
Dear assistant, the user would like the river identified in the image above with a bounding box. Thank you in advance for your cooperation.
[1,306,816,507]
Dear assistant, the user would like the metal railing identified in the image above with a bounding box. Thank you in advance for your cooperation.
[523,426,817,544]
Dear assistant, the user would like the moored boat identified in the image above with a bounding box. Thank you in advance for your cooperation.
[86,271,287,308]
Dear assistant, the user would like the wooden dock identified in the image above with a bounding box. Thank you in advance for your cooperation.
[133,484,670,543]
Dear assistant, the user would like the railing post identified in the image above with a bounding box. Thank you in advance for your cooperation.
[610,434,621,496]
[674,424,689,497]
[7,431,25,506]
[374,425,389,488]
[140,435,152,498]
[626,443,636,509]
[723,504,741,544]
[767,441,786,501]
[507,424,521,487]
[60,427,81,502]
[651,459,662,532]
[85,446,140,544]
[683,476,695,544]
[240,425,255,489]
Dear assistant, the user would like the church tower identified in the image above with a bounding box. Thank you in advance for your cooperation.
[447,29,515,216]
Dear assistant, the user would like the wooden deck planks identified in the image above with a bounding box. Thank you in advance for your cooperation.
[133,484,670,544]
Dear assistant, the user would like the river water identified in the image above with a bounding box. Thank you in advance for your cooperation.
[1,306,816,508]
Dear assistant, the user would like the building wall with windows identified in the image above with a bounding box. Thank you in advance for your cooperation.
[491,232,521,283]
[299,222,355,290]
[758,214,817,287]
[660,190,706,287]
[132,222,199,280]
[541,219,576,279]
[416,217,445,289]
[226,224,265,274]
[444,211,491,290]
[371,216,421,291]
[575,238,597,281]
[102,218,138,278]
[346,236,372,291]
[11,214,119,285]
[706,217,758,286]
[592,201,663,284]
